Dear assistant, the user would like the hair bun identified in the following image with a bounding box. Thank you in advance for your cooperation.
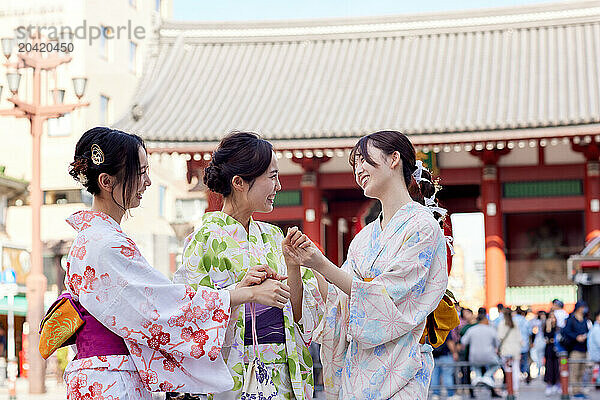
[68,156,91,186]
[203,163,231,196]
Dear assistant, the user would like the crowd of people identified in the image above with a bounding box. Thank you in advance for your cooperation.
[430,299,600,399]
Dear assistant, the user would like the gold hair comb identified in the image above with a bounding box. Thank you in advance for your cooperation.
[91,144,105,165]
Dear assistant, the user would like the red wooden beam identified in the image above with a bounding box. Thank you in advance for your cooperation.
[319,172,358,189]
[499,164,584,182]
[438,168,481,185]
[502,196,585,213]
[257,206,304,222]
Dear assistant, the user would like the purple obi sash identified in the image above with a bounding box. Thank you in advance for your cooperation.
[243,303,285,345]
[52,293,129,359]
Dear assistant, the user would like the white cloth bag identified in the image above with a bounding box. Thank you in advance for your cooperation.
[240,303,282,400]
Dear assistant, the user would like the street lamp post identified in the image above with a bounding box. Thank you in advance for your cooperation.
[0,33,88,394]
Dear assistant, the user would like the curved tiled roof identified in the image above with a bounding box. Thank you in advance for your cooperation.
[114,1,600,144]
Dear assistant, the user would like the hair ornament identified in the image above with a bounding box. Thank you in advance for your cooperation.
[412,160,432,184]
[91,144,105,165]
[77,172,88,185]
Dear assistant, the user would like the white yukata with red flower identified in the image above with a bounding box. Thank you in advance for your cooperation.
[63,210,234,399]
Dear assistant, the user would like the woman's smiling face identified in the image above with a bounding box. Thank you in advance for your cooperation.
[246,152,281,213]
[353,142,398,199]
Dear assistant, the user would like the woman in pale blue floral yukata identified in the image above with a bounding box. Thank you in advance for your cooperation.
[173,132,324,400]
[283,131,450,400]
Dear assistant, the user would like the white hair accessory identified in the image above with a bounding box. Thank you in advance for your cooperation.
[445,236,455,256]
[412,160,432,184]
[77,172,88,185]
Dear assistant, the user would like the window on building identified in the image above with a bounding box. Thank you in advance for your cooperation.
[155,0,161,12]
[129,41,137,73]
[175,198,206,221]
[0,194,7,229]
[43,189,88,205]
[159,185,166,217]
[129,0,137,8]
[99,94,110,125]
[99,26,112,60]
[47,112,72,137]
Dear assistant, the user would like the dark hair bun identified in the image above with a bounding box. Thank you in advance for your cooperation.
[68,156,91,187]
[202,131,273,197]
[203,164,232,196]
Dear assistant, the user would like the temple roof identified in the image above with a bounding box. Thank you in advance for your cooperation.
[114,0,600,147]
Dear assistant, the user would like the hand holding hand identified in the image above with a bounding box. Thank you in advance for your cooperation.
[250,279,291,309]
[237,264,286,288]
[282,226,326,270]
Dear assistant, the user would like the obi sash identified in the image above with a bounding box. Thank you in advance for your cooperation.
[39,292,129,360]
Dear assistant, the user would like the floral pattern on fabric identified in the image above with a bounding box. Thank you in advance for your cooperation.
[314,202,448,400]
[63,210,235,397]
[174,211,325,400]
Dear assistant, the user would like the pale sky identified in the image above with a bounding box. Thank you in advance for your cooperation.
[173,0,559,21]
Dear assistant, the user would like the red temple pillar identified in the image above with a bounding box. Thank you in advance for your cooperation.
[572,141,600,241]
[481,164,505,310]
[325,217,339,265]
[472,149,510,310]
[301,171,321,244]
[293,156,330,248]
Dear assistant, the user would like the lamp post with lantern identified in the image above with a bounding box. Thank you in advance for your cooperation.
[0,32,88,394]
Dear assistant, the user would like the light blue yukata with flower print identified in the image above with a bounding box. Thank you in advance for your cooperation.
[314,202,448,400]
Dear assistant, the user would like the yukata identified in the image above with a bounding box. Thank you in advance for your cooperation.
[63,210,234,399]
[174,211,324,400]
[315,201,448,400]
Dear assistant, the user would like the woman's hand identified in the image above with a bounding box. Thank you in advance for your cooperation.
[250,279,291,308]
[282,227,326,271]
[237,264,286,288]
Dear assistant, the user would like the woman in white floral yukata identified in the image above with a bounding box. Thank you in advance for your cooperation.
[283,130,450,400]
[173,132,324,400]
[62,127,290,399]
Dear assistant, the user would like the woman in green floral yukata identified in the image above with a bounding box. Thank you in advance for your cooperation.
[173,132,324,400]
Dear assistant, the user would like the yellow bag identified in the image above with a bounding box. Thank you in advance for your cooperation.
[420,290,460,348]
[39,293,84,359]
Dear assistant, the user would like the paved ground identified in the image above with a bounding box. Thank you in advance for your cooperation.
[1,376,599,399]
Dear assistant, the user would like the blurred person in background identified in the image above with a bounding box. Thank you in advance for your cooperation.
[498,308,524,394]
[431,334,460,400]
[458,308,478,398]
[514,307,533,383]
[531,311,548,377]
[478,307,489,322]
[0,324,6,359]
[544,311,561,396]
[493,304,505,328]
[460,315,502,398]
[552,299,569,329]
[562,301,590,399]
[588,311,600,391]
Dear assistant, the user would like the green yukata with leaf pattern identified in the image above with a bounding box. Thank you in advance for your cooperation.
[173,212,325,400]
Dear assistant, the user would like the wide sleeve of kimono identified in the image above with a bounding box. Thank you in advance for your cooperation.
[69,235,234,393]
[347,218,448,349]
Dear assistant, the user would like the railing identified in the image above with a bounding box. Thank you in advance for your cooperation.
[429,354,600,399]
[429,359,510,398]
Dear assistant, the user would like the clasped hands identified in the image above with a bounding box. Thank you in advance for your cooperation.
[234,227,325,309]
[282,226,326,271]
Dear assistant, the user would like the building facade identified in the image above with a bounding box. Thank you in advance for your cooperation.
[116,0,600,310]
[0,0,188,289]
